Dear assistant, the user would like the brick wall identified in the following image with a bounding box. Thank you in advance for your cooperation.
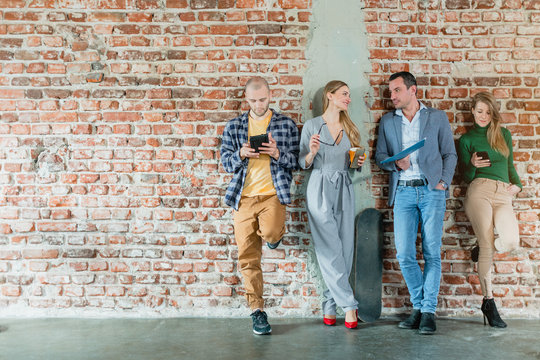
[0,0,314,316]
[0,0,538,317]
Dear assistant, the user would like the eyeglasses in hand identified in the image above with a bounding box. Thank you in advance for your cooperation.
[317,122,343,146]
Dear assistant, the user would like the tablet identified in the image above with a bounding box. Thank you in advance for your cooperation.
[249,134,269,153]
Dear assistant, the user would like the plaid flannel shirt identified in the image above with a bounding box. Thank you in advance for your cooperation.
[220,109,299,210]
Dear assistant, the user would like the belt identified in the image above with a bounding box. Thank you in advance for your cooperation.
[398,179,426,187]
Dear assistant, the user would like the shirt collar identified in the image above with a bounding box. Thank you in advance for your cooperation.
[395,101,426,118]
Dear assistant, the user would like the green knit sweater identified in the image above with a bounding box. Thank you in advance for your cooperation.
[457,123,522,188]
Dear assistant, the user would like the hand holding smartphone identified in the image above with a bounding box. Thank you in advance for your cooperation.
[476,151,489,161]
[474,151,491,168]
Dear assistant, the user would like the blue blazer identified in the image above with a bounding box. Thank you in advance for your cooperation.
[375,106,457,206]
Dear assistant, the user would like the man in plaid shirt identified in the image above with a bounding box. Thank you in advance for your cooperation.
[220,77,299,335]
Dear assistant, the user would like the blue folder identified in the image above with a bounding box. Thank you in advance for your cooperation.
[380,138,426,164]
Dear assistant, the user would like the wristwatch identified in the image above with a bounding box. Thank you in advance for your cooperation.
[439,180,448,189]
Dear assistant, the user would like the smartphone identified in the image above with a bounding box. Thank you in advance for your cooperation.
[476,151,491,167]
[476,151,490,160]
[249,134,269,153]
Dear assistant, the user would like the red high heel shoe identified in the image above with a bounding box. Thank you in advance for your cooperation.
[323,316,336,326]
[345,310,358,329]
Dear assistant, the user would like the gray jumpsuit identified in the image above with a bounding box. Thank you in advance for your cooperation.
[299,116,359,315]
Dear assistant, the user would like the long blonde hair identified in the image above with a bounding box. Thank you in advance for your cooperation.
[322,80,360,147]
[471,92,509,157]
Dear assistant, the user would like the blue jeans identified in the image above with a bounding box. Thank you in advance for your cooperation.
[394,185,446,313]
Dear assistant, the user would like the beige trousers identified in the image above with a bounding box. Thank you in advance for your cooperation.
[233,195,286,310]
[464,178,520,297]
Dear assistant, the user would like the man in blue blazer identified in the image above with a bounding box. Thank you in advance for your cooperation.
[375,72,457,334]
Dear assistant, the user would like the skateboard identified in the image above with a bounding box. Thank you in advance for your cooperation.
[352,208,383,323]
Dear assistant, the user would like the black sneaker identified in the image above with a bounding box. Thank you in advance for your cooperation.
[398,309,421,329]
[250,309,272,335]
[266,239,282,250]
[419,312,436,335]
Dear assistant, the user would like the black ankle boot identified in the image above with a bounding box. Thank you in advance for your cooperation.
[471,245,479,262]
[398,309,421,329]
[481,298,507,328]
[419,312,436,335]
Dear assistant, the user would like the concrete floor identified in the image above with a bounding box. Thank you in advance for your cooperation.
[0,317,539,360]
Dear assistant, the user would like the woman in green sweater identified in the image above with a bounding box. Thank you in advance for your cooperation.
[458,91,522,328]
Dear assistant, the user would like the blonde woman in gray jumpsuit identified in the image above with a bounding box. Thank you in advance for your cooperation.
[299,80,365,329]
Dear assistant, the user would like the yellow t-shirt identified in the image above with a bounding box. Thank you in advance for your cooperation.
[242,112,276,197]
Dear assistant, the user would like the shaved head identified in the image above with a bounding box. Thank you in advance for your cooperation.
[245,77,270,92]
[245,77,271,118]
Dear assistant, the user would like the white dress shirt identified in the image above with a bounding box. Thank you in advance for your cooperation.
[397,102,427,181]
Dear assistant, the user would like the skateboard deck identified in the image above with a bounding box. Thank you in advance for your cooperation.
[352,208,383,323]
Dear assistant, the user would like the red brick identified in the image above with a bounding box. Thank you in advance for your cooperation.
[23,249,59,259]
[48,196,77,207]
[443,275,466,284]
[445,250,469,260]
[210,25,248,35]
[89,261,108,271]
[110,262,129,272]
[29,261,49,272]
[37,222,77,232]
[0,250,20,260]
[106,286,125,297]
[2,286,22,297]
[366,23,399,33]
[426,88,445,99]
[0,89,25,99]
[278,0,309,8]
[0,102,17,114]
[382,273,403,283]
